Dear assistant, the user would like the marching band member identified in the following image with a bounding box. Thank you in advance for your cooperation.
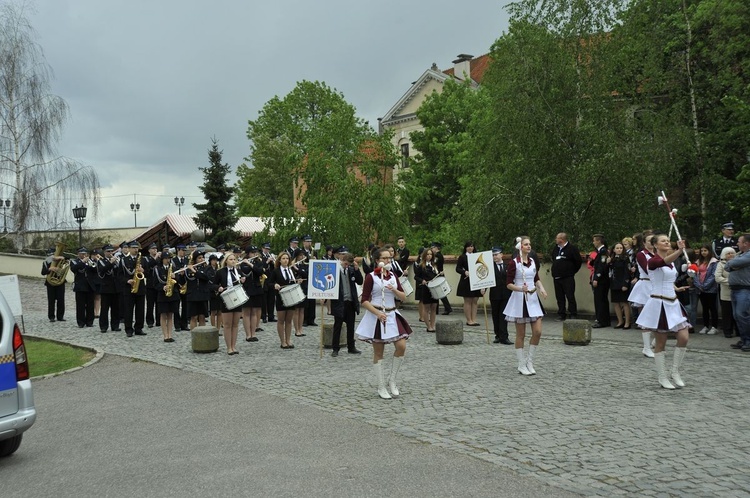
[290,248,308,337]
[355,248,413,399]
[142,243,160,328]
[154,250,179,343]
[504,236,548,376]
[414,247,439,333]
[271,252,300,349]
[215,253,245,355]
[120,241,147,337]
[206,254,222,330]
[185,251,211,330]
[239,246,265,342]
[71,247,97,328]
[172,244,190,331]
[97,244,121,333]
[629,230,656,357]
[301,235,318,327]
[260,242,276,323]
[41,246,66,322]
[635,234,690,389]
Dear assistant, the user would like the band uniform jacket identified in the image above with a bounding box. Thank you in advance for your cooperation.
[97,257,119,294]
[489,259,513,302]
[119,253,145,296]
[70,258,96,293]
[331,265,363,318]
[239,258,265,297]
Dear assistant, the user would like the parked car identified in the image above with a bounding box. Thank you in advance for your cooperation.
[0,292,36,457]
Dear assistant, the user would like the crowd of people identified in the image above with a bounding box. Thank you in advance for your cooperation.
[40,222,748,395]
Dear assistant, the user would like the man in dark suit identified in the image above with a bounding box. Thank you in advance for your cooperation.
[331,247,363,356]
[97,244,122,333]
[431,242,453,315]
[396,237,410,277]
[489,246,513,344]
[550,232,583,321]
[591,234,611,328]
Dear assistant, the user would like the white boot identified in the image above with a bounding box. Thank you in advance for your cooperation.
[374,360,391,399]
[671,347,687,388]
[642,331,655,358]
[516,348,531,376]
[654,352,676,389]
[526,345,537,375]
[389,356,403,397]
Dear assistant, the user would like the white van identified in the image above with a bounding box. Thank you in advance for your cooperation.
[0,292,36,457]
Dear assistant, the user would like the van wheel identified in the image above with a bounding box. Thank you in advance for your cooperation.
[0,435,22,457]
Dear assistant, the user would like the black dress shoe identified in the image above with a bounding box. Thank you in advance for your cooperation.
[269,318,277,322]
[100,329,107,333]
[307,322,318,327]
[147,324,154,328]
[347,348,362,354]
[500,339,513,345]
[441,310,452,315]
[134,330,147,336]
[256,327,263,332]
[126,331,134,337]
[49,318,56,323]
[331,350,339,357]
[730,340,744,349]
[591,322,603,328]
[493,337,502,343]
[614,324,624,329]
[111,328,122,332]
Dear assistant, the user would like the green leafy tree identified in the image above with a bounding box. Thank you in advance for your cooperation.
[241,80,405,252]
[193,138,238,246]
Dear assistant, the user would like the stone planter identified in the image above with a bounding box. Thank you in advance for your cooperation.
[191,325,219,353]
[563,319,591,346]
[435,320,464,345]
[321,322,349,349]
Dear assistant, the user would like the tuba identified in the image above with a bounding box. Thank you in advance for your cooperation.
[46,241,70,286]
[131,253,145,294]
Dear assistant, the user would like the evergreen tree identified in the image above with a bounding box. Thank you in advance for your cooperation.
[193,138,238,246]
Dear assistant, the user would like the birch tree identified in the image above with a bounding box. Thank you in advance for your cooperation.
[0,2,99,249]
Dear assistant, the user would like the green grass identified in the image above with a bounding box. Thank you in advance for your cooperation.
[24,337,95,377]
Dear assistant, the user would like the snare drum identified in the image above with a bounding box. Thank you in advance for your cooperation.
[399,276,414,297]
[280,283,305,308]
[221,286,249,310]
[428,276,451,300]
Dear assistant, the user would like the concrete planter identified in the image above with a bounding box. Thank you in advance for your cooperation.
[435,320,464,345]
[191,325,219,353]
[562,319,591,346]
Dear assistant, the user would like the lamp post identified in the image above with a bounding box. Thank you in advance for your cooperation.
[72,205,87,247]
[0,199,10,233]
[174,196,185,215]
[130,198,140,227]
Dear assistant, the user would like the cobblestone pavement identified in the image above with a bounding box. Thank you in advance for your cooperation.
[17,277,750,497]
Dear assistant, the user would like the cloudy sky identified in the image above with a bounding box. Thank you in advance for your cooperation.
[25,0,510,230]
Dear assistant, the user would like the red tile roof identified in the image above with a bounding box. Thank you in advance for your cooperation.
[442,54,491,84]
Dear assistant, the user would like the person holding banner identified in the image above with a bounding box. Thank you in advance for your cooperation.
[414,247,439,332]
[456,241,483,326]
[331,250,363,357]
[504,236,548,376]
[355,248,413,399]
[489,247,513,344]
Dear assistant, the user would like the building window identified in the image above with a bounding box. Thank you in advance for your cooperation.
[400,143,410,169]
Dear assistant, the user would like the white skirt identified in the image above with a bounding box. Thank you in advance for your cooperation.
[503,290,543,323]
[628,279,651,307]
[636,296,690,332]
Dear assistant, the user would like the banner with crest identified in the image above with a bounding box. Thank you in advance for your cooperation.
[308,259,340,299]
[468,250,496,291]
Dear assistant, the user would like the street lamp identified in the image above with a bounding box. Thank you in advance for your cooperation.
[174,196,185,215]
[72,205,87,248]
[0,199,10,233]
[130,199,140,227]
